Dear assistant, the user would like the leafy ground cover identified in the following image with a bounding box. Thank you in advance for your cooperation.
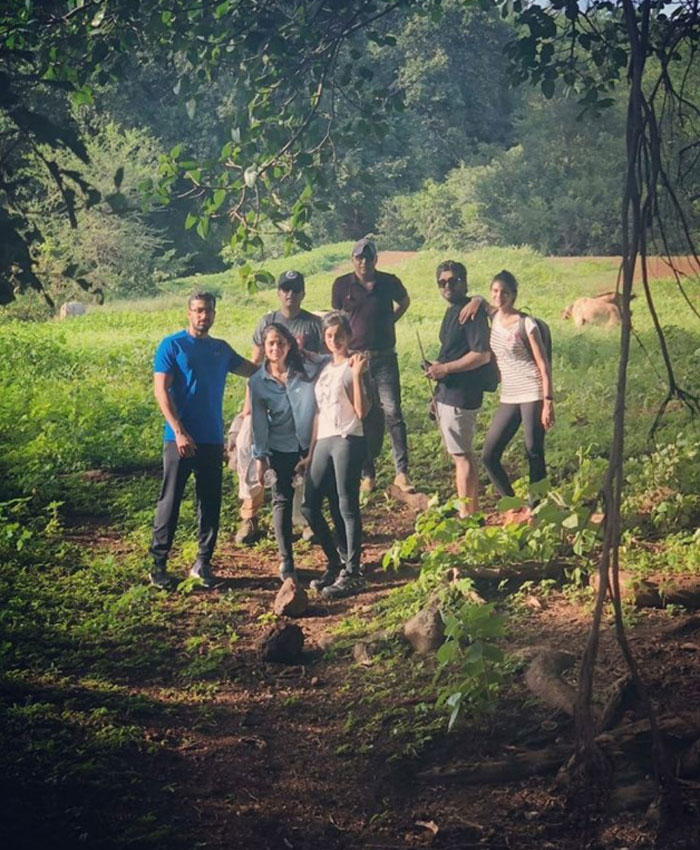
[1,245,699,848]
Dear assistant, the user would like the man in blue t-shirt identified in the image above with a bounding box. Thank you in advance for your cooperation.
[149,291,257,589]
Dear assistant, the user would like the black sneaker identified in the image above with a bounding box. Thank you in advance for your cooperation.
[190,560,222,589]
[150,567,177,590]
[321,569,364,599]
[309,567,340,592]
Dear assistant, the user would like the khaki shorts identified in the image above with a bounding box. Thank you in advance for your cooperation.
[436,402,479,456]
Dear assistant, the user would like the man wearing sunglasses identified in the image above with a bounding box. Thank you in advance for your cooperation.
[234,270,323,545]
[424,261,492,517]
[331,237,414,494]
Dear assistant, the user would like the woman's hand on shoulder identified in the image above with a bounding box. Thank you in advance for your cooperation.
[458,295,485,325]
[349,353,368,376]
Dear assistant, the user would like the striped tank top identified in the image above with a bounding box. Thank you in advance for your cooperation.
[490,313,543,404]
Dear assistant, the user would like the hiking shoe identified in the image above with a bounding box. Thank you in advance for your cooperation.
[393,472,416,494]
[235,517,259,546]
[190,560,222,589]
[360,476,376,494]
[309,567,340,592]
[321,569,365,600]
[150,568,177,590]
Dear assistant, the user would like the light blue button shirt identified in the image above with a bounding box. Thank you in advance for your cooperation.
[249,358,327,458]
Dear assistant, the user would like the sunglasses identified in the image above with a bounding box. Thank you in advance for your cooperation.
[279,284,304,294]
[438,276,462,288]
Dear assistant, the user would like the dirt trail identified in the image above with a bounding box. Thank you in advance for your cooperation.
[129,496,699,850]
[33,489,700,850]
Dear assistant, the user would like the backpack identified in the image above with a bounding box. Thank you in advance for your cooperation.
[518,313,552,366]
[475,355,500,393]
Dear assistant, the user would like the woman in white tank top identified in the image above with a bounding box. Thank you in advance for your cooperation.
[461,270,554,504]
[301,311,370,599]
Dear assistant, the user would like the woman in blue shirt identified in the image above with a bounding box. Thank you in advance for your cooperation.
[249,323,323,582]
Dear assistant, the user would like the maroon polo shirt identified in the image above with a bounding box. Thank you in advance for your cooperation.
[331,270,408,351]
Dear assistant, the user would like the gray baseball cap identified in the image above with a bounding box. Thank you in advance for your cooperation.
[351,237,377,259]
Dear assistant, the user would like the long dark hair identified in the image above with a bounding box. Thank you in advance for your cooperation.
[261,322,307,376]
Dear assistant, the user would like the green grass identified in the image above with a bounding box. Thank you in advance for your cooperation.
[2,243,697,507]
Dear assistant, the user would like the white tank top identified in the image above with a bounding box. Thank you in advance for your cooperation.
[315,361,364,439]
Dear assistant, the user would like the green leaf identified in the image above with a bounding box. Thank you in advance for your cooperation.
[562,513,579,529]
[212,188,226,210]
[196,217,210,238]
[497,496,526,511]
[91,6,106,27]
[185,212,198,230]
[436,641,457,665]
[464,642,484,662]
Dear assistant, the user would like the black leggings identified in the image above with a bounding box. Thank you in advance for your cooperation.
[302,435,365,575]
[481,401,546,498]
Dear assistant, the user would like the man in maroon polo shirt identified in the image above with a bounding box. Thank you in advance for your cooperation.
[331,238,415,493]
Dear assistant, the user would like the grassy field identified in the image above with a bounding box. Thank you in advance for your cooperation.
[1,243,698,504]
[1,244,699,848]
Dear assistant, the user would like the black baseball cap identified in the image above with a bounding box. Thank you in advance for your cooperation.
[277,270,305,292]
[351,237,377,259]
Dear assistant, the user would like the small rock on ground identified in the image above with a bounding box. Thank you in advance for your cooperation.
[404,603,444,654]
[257,622,304,663]
[273,577,308,617]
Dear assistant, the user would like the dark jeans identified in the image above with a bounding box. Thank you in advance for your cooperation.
[481,401,546,498]
[302,435,365,575]
[269,449,302,571]
[150,442,223,568]
[363,348,409,478]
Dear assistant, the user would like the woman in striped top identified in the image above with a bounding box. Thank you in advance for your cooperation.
[472,270,554,500]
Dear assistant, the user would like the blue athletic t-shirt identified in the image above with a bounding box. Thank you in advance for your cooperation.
[154,330,244,444]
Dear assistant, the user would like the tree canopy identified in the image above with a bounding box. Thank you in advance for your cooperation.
[1,0,699,304]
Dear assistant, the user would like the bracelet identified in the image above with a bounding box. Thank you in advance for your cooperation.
[545,396,554,401]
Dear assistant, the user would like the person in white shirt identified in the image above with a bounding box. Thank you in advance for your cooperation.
[302,312,370,599]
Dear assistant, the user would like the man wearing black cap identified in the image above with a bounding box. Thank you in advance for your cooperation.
[331,238,414,493]
[234,270,324,545]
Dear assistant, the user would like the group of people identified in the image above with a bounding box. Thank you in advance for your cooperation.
[147,239,554,599]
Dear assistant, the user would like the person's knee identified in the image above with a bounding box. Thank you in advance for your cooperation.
[524,442,544,462]
[381,399,403,426]
[337,496,359,518]
[481,446,497,469]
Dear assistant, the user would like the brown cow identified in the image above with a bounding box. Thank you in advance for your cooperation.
[561,291,631,327]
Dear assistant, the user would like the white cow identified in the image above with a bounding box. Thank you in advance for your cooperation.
[58,301,86,319]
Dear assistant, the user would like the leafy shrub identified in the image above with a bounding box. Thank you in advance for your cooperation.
[31,121,190,301]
